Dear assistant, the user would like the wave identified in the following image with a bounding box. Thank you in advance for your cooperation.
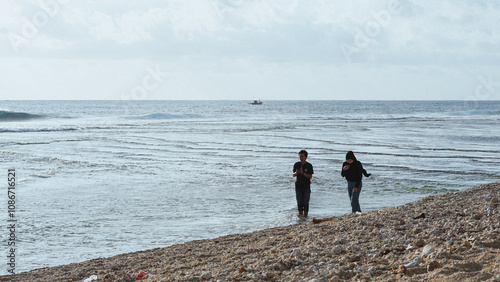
[448,110,500,116]
[0,127,78,133]
[0,110,44,121]
[136,113,206,120]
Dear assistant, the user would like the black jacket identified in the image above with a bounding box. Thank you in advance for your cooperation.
[341,160,370,188]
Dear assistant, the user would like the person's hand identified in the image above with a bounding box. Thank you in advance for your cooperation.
[343,165,350,170]
[298,168,303,175]
[366,173,371,177]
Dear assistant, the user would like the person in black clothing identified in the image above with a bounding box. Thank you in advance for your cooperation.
[293,150,314,217]
[341,151,370,213]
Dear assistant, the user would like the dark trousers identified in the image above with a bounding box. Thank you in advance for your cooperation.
[295,183,311,212]
[347,181,362,213]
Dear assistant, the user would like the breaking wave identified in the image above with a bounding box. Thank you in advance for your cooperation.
[448,110,500,116]
[0,127,78,133]
[136,113,206,120]
[0,110,44,121]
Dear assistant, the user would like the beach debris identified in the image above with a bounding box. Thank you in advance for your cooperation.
[201,271,212,280]
[311,217,334,224]
[404,257,421,268]
[134,271,148,280]
[491,197,499,203]
[83,275,98,282]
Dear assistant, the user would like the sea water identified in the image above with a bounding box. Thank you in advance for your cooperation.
[1,100,499,274]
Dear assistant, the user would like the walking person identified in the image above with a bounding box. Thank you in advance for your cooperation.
[341,151,371,213]
[293,150,314,217]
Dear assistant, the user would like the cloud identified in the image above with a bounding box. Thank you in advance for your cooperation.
[5,0,498,65]
[381,0,500,64]
[1,0,499,100]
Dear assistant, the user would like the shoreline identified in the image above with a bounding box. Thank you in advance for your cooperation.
[2,182,499,281]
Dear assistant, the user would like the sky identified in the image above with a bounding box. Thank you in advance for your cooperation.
[0,0,499,100]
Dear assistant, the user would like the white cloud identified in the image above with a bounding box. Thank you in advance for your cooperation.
[58,4,168,44]
[165,0,221,38]
[0,0,499,100]
[383,0,500,61]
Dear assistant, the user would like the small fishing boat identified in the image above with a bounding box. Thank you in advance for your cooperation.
[250,99,263,105]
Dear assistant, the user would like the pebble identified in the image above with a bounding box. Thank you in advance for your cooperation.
[291,248,301,257]
[473,213,484,220]
[404,257,421,268]
[201,271,212,279]
[422,244,435,256]
[335,238,348,245]
[415,239,425,247]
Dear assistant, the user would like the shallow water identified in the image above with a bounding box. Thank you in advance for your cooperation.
[1,100,499,274]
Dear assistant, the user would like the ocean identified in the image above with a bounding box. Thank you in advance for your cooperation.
[1,100,499,274]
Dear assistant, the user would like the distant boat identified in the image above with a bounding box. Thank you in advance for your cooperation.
[250,99,263,105]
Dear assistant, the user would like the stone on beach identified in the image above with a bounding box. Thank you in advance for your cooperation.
[422,244,435,256]
[403,257,421,268]
[200,271,212,280]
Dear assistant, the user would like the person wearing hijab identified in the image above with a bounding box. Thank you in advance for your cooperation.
[341,151,371,213]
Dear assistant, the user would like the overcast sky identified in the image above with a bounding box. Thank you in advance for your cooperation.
[1,0,499,100]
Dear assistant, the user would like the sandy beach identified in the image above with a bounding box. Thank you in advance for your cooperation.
[2,182,499,282]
